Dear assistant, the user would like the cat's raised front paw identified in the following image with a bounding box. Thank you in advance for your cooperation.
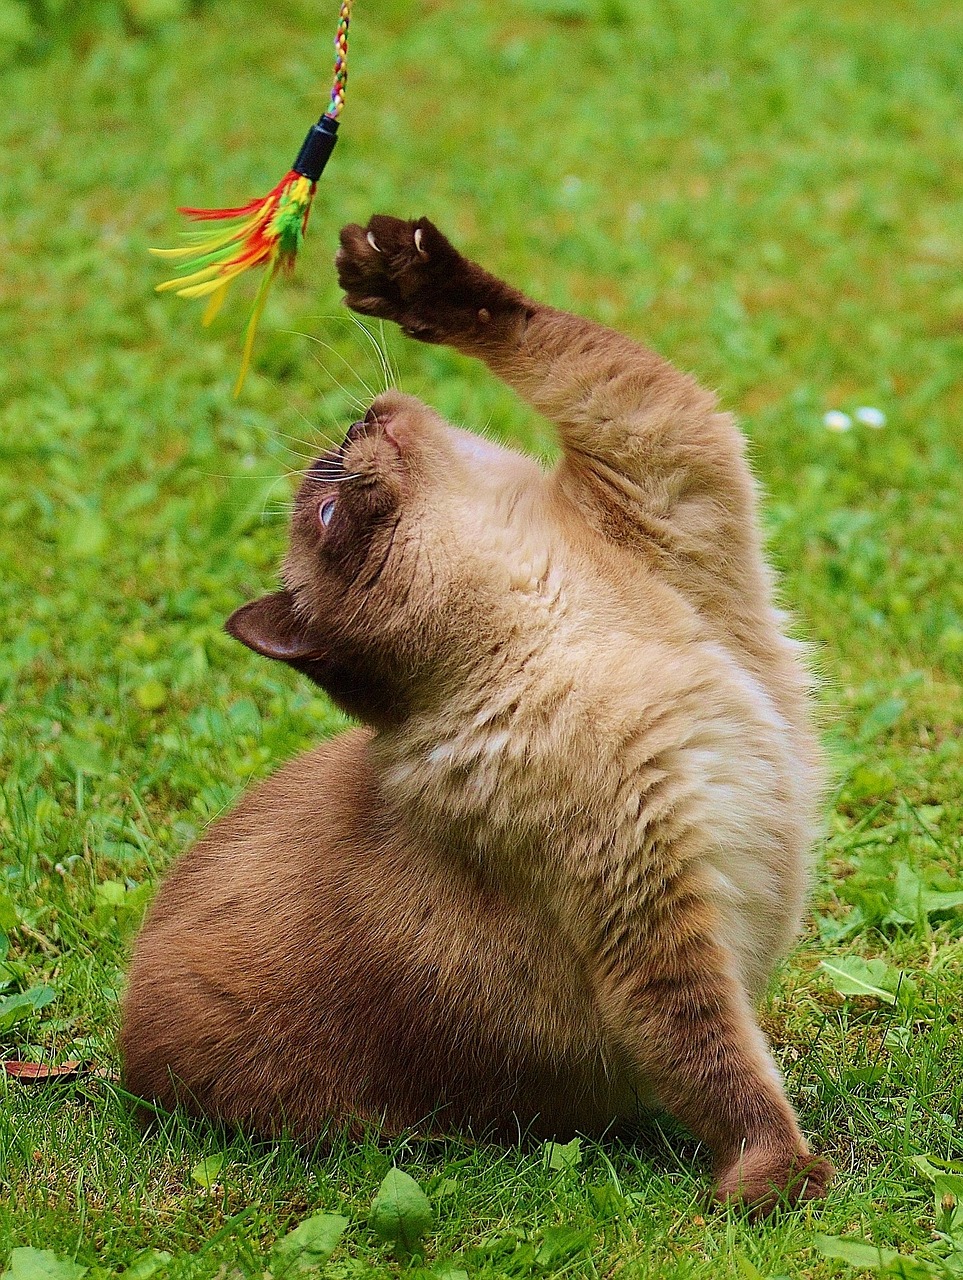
[336,215,460,341]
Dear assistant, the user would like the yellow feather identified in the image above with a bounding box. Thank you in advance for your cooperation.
[234,267,275,398]
[174,260,261,299]
[154,263,225,292]
[149,214,263,260]
[202,283,228,326]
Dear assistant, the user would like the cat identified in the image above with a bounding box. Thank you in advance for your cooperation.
[120,214,832,1213]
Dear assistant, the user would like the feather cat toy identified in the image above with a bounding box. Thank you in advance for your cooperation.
[152,0,354,396]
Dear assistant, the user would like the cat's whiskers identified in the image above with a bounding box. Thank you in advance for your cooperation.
[287,406,345,455]
[276,425,342,458]
[308,471,361,484]
[285,329,379,405]
[346,314,400,392]
[298,313,402,395]
[306,356,371,415]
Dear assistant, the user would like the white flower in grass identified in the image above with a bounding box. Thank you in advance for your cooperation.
[855,406,886,428]
[823,410,853,432]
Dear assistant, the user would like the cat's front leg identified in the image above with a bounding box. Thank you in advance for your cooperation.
[336,217,742,573]
[597,875,832,1215]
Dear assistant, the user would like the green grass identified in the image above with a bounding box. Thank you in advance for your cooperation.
[2,0,962,1275]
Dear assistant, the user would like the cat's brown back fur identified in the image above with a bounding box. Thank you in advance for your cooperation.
[123,729,638,1139]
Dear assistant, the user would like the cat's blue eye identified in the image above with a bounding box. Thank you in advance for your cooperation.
[318,498,337,528]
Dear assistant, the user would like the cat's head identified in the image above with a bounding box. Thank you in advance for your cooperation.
[226,390,542,727]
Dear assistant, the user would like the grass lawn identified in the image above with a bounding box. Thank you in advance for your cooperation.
[2,0,962,1274]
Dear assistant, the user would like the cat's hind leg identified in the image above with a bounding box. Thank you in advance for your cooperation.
[592,865,832,1215]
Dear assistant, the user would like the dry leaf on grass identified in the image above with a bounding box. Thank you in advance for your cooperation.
[1,1060,88,1082]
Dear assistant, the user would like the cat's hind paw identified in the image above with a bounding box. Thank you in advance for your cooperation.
[714,1147,833,1219]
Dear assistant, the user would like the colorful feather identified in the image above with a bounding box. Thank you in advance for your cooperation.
[152,172,316,396]
[152,0,354,396]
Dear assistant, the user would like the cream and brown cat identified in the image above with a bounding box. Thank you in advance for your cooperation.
[121,215,831,1212]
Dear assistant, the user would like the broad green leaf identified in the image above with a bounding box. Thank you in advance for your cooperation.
[886,862,929,927]
[922,886,963,917]
[93,882,153,936]
[0,892,18,932]
[820,957,897,1003]
[369,1168,433,1256]
[124,1251,172,1280]
[884,863,963,927]
[0,986,56,1032]
[735,1258,768,1280]
[535,1225,591,1268]
[938,1248,963,1277]
[96,882,128,908]
[28,983,57,1013]
[813,1234,937,1276]
[843,1064,889,1087]
[818,906,866,945]
[813,1235,901,1267]
[734,1262,790,1280]
[190,1154,226,1189]
[1,1248,87,1280]
[544,1136,582,1171]
[431,1271,469,1280]
[910,1156,963,1182]
[17,983,54,1003]
[910,1155,943,1182]
[272,1212,349,1274]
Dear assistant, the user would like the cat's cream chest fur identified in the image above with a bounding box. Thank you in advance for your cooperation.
[377,478,815,998]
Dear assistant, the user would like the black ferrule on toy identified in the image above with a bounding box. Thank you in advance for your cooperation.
[293,115,340,181]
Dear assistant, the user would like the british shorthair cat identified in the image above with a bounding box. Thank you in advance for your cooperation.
[120,215,831,1213]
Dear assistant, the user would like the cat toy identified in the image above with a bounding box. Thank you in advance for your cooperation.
[151,0,354,396]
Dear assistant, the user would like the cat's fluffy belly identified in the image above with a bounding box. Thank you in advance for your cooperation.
[374,479,815,999]
[380,609,810,1000]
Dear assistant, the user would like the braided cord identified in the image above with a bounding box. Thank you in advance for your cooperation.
[326,0,353,120]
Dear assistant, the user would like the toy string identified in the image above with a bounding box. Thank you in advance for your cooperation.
[152,0,355,396]
[328,0,352,120]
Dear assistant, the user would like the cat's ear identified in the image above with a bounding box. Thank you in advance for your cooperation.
[225,590,323,663]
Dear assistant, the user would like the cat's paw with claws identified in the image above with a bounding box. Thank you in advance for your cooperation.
[336,215,526,347]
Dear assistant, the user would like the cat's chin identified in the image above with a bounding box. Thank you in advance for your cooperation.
[448,425,515,468]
